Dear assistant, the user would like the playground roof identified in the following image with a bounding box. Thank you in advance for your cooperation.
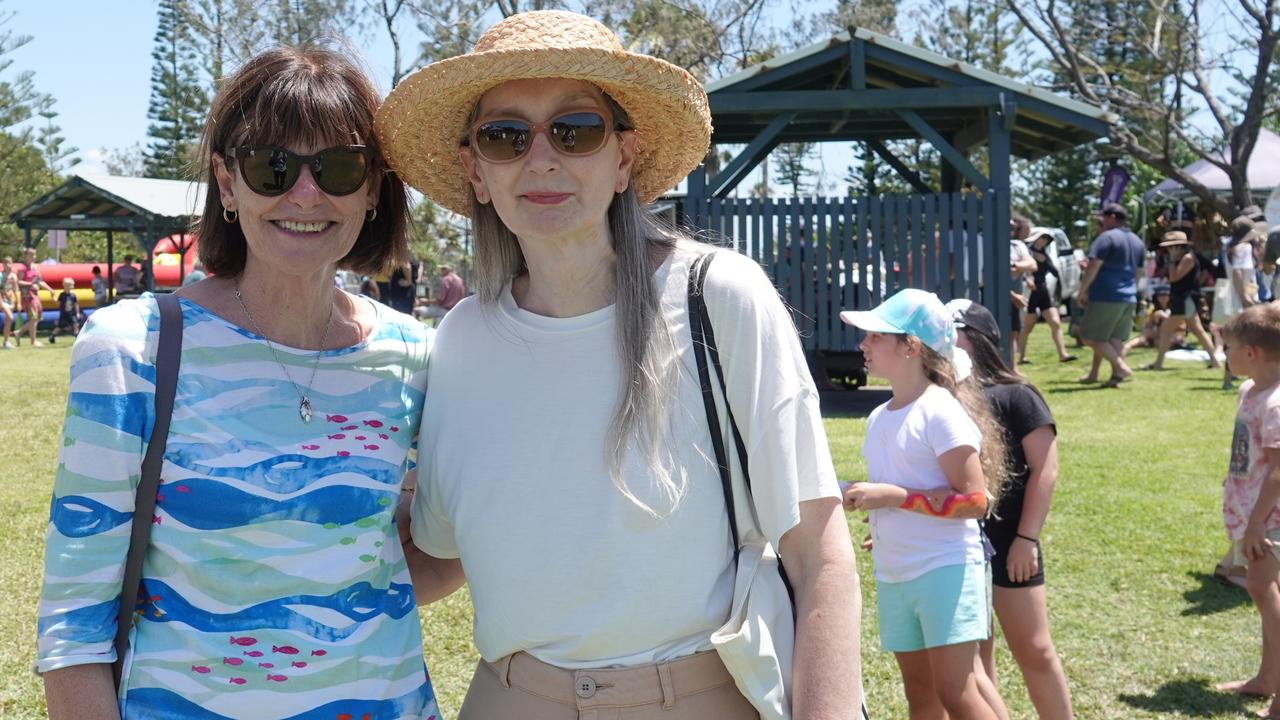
[703,27,1112,160]
[10,174,205,232]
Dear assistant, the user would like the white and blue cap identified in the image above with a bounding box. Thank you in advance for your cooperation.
[839,288,957,358]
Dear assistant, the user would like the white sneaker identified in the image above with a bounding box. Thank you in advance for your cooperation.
[1,341,11,349]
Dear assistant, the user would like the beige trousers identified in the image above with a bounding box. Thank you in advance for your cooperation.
[457,650,760,719]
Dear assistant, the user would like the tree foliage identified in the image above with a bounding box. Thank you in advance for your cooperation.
[1008,0,1280,215]
[146,0,207,179]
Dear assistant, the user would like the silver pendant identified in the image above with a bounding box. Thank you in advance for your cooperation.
[299,397,313,423]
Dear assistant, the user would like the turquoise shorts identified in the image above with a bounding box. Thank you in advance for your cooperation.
[877,562,991,653]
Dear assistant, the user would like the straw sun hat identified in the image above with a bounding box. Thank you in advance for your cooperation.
[374,10,712,217]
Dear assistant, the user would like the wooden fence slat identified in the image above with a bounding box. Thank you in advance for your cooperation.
[965,192,980,302]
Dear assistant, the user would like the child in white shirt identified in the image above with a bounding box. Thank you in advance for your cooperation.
[841,288,1010,720]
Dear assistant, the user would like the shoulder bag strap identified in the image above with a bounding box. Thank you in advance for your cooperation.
[112,293,183,688]
[689,253,741,560]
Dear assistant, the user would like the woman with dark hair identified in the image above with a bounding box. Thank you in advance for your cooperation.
[1017,229,1076,364]
[36,45,454,719]
[946,299,1075,720]
[376,10,861,719]
[1144,232,1219,371]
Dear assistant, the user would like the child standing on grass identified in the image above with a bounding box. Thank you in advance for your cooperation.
[840,288,1011,720]
[48,277,79,343]
[1215,303,1280,714]
[947,299,1074,720]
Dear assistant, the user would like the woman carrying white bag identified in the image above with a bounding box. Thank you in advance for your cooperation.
[376,10,863,719]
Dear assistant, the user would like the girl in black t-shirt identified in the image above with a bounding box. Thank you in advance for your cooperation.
[947,299,1075,720]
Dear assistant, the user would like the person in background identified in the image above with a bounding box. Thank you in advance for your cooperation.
[1009,216,1038,362]
[90,265,108,306]
[113,255,140,295]
[948,299,1074,720]
[17,246,53,347]
[384,260,418,315]
[417,264,464,324]
[1075,203,1144,387]
[0,256,16,349]
[360,276,383,303]
[1143,233,1219,370]
[1219,215,1262,391]
[1213,304,1280,714]
[181,260,207,287]
[48,277,81,343]
[1123,284,1176,355]
[1018,228,1077,364]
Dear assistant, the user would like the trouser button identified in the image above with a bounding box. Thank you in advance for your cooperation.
[575,676,597,698]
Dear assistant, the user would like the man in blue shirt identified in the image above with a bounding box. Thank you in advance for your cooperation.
[1076,203,1145,387]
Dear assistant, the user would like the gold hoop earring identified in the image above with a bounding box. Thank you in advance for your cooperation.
[223,208,238,224]
[365,207,377,222]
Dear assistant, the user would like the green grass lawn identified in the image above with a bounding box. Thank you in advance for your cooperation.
[0,332,1259,718]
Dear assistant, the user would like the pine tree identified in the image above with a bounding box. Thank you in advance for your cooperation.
[145,0,207,180]
[773,142,816,197]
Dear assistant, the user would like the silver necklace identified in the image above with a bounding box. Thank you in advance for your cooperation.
[234,283,335,423]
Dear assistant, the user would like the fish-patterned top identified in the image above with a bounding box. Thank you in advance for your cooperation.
[37,294,440,720]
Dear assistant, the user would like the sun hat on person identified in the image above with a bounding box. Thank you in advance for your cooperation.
[1159,230,1190,247]
[374,10,713,217]
[840,288,957,357]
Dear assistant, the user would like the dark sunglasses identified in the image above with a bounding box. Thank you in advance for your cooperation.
[226,145,371,197]
[465,111,628,163]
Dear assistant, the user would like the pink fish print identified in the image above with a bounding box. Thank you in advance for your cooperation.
[355,435,366,441]
[272,645,299,655]
[363,420,384,428]
[243,650,263,657]
[326,414,348,423]
[155,493,165,502]
[310,649,327,656]
[229,677,246,685]
[301,444,320,451]
[378,434,389,440]
[363,444,379,451]
[191,665,211,674]
[341,424,358,431]
[266,674,288,682]
[222,657,243,666]
[175,485,191,493]
[259,662,274,668]
[336,450,350,457]
[230,636,258,646]
[390,426,399,432]
[327,433,346,440]
[152,515,161,525]
[291,661,307,668]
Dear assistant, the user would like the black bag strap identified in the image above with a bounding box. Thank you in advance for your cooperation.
[113,293,183,688]
[689,252,869,720]
[688,253,741,560]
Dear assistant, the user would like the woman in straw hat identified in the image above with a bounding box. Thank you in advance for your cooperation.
[378,10,862,719]
[1142,231,1219,371]
[38,46,454,719]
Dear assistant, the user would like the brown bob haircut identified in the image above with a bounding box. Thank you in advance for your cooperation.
[1224,303,1280,357]
[194,45,408,277]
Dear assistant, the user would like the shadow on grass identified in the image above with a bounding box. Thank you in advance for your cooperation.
[1117,678,1262,717]
[1181,571,1251,616]
[1043,382,1121,394]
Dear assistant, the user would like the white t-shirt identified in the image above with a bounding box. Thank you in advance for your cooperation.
[1230,240,1257,271]
[411,247,839,668]
[863,384,985,583]
[1011,239,1031,290]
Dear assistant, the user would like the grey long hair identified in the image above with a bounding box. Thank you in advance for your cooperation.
[469,160,696,517]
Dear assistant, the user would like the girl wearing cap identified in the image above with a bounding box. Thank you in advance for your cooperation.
[1017,229,1077,365]
[376,10,861,719]
[38,46,452,719]
[1144,231,1219,372]
[840,289,1010,720]
[947,299,1074,720]
[1122,285,1176,354]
